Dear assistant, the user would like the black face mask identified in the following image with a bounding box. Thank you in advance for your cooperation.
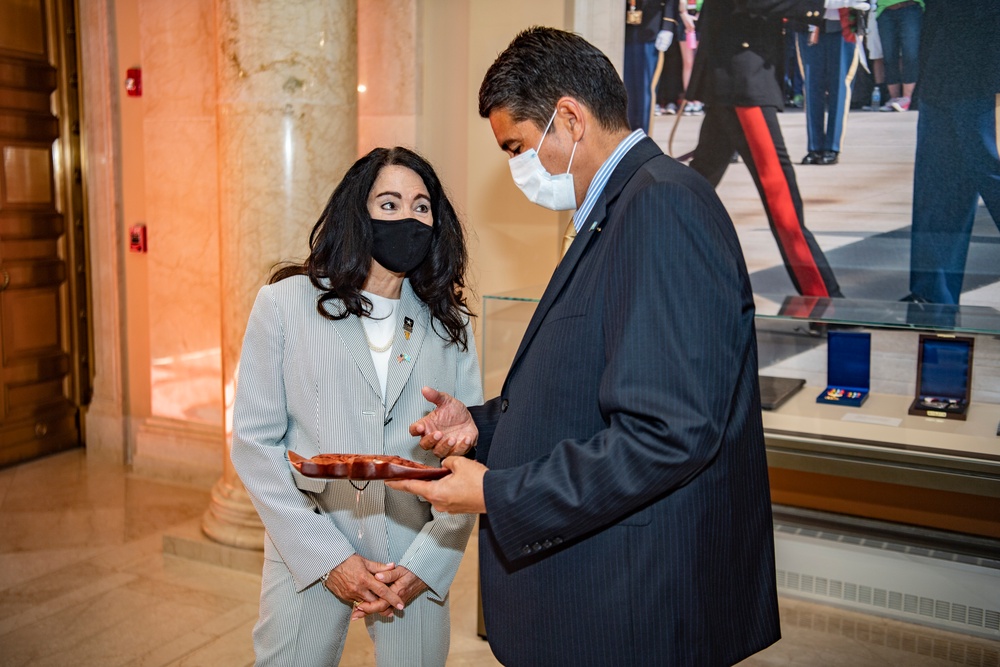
[370,217,434,273]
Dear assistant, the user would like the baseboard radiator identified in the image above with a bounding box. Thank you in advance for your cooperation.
[773,520,1000,642]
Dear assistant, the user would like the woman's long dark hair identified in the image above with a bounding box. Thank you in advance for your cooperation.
[270,146,474,349]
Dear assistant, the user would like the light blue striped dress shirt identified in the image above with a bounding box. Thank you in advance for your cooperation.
[572,128,647,232]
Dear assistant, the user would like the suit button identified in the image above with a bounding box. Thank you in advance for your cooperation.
[741,41,749,48]
[522,545,532,555]
[501,399,509,413]
[542,539,552,549]
[553,536,563,545]
[531,542,542,552]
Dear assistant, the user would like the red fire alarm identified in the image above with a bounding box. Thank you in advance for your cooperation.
[129,223,147,253]
[125,68,142,97]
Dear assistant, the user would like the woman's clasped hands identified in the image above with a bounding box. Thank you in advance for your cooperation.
[322,554,429,621]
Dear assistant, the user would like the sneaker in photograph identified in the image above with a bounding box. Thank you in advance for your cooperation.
[664,102,678,115]
[683,101,704,116]
[879,98,899,112]
[890,96,911,112]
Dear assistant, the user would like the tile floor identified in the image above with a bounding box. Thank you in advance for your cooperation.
[1,450,998,666]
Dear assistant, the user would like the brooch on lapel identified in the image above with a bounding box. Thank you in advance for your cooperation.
[397,353,411,363]
[403,317,414,340]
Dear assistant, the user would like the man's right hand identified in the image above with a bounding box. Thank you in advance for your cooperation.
[409,386,478,458]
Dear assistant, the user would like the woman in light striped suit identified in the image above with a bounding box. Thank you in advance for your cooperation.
[231,147,482,666]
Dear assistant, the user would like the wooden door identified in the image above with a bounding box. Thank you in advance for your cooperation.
[0,0,88,466]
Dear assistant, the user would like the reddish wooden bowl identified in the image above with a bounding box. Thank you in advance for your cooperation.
[288,450,449,481]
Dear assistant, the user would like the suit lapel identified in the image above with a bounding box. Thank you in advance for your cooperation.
[504,138,663,383]
[329,309,382,400]
[384,280,426,413]
[329,280,427,410]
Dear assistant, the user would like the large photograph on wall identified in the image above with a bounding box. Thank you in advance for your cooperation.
[637,0,999,331]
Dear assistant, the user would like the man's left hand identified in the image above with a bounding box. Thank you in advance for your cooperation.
[386,456,488,514]
[655,29,674,51]
[409,387,478,458]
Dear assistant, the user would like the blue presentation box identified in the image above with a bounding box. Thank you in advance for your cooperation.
[817,331,871,408]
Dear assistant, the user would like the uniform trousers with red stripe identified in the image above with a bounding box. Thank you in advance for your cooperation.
[690,104,842,298]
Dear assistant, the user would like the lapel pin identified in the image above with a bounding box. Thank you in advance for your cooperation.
[403,317,414,340]
[397,353,411,363]
[589,221,598,231]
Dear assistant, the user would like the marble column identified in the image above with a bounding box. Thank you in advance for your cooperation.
[202,0,358,548]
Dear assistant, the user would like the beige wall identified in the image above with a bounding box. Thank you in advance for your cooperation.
[419,0,572,329]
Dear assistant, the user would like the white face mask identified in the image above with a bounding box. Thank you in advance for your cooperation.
[508,108,579,211]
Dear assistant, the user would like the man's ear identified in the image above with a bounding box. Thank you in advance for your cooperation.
[555,96,586,142]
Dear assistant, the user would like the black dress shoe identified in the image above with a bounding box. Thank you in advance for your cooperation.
[901,292,931,304]
[821,150,839,165]
[801,151,823,165]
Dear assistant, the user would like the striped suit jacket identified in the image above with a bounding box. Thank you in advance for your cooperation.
[231,275,481,664]
[471,137,780,666]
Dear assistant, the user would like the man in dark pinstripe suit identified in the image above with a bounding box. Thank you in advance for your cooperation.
[391,27,779,666]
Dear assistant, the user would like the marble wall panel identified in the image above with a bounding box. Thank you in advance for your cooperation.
[143,117,222,425]
[137,0,217,119]
[139,0,223,428]
[358,0,418,153]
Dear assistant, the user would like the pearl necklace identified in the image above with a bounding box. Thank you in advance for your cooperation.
[362,291,396,353]
[364,329,394,353]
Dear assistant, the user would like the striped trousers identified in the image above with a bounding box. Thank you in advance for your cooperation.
[690,104,842,298]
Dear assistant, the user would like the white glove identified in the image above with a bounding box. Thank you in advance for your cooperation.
[824,0,871,9]
[655,30,674,52]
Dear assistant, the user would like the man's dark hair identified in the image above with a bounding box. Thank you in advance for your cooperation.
[270,146,474,350]
[478,26,630,132]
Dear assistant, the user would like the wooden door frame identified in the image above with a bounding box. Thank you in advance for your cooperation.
[48,0,92,419]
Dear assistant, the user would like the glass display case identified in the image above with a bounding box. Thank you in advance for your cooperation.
[482,289,1000,540]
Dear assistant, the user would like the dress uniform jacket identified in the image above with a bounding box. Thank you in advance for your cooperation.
[689,0,827,107]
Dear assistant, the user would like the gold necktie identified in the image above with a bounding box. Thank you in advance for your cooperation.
[561,220,577,258]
